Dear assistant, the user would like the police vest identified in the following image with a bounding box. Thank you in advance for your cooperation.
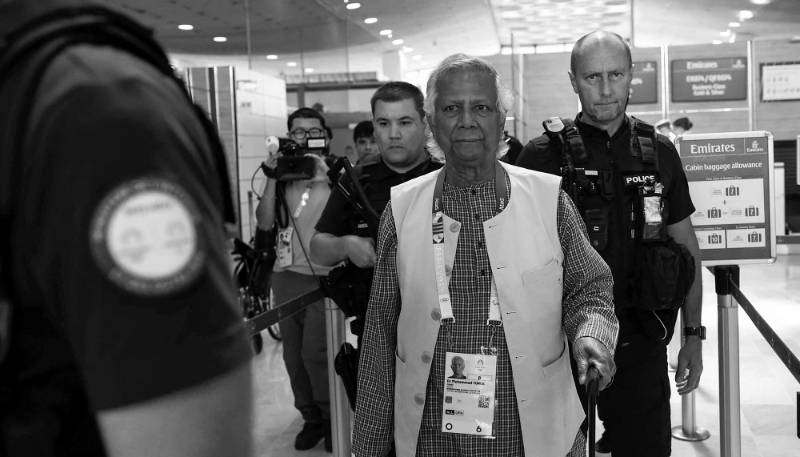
[525,116,693,313]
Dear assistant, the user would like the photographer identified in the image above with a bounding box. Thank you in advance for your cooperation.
[255,107,334,452]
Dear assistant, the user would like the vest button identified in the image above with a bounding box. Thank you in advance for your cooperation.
[431,309,442,320]
[449,222,460,232]
[445,265,452,275]
[414,393,425,405]
[421,351,432,363]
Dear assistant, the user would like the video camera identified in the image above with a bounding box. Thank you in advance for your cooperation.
[264,135,326,181]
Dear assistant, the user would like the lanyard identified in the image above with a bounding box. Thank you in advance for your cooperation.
[432,162,508,328]
[292,182,314,219]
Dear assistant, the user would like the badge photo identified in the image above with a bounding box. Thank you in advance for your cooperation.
[89,177,205,296]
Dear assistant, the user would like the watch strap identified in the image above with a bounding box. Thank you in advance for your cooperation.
[683,326,706,340]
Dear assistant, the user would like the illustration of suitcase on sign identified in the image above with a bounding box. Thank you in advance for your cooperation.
[708,233,722,244]
[746,206,759,216]
[708,207,721,218]
[725,185,739,196]
[748,231,762,242]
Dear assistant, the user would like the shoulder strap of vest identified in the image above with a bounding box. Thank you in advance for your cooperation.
[629,116,658,166]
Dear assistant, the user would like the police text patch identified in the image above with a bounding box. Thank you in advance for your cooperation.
[89,177,205,296]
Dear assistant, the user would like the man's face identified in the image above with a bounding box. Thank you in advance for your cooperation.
[288,118,326,149]
[569,41,632,127]
[355,135,377,161]
[451,357,465,376]
[657,125,671,135]
[430,70,505,164]
[372,98,427,169]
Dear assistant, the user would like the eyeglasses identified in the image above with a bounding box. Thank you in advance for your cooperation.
[290,128,325,140]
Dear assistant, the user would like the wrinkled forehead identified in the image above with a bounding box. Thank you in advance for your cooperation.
[573,39,631,74]
[435,70,497,105]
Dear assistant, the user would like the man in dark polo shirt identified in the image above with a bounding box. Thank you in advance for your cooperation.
[0,2,252,456]
[310,81,441,334]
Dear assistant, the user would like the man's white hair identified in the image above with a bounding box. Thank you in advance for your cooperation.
[424,53,515,162]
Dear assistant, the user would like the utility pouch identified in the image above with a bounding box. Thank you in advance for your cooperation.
[319,262,371,321]
[584,209,609,251]
[632,238,695,311]
[640,191,668,243]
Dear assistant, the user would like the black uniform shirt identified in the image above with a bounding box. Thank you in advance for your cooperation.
[3,44,251,414]
[315,156,442,238]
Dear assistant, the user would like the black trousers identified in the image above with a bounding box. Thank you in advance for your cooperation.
[598,338,671,457]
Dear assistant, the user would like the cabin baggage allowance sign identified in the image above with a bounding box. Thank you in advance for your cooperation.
[676,132,776,265]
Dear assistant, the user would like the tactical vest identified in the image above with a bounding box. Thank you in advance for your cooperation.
[527,116,692,313]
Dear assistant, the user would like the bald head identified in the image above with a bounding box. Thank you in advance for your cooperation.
[571,31,632,75]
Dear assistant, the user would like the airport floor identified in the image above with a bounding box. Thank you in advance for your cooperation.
[252,255,800,457]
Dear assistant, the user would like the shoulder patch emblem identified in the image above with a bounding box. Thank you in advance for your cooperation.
[89,177,205,296]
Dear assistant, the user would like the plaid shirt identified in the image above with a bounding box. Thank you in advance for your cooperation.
[352,175,618,457]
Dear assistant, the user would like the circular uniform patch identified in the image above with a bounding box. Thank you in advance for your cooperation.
[90,177,205,296]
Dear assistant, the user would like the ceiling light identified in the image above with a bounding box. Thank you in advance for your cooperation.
[729,22,741,27]
[287,62,297,67]
[266,55,278,60]
[364,17,378,24]
[402,46,413,53]
[720,30,731,37]
[412,55,422,60]
[380,29,392,35]
[712,40,723,45]
[392,39,404,45]
[213,37,227,42]
[738,10,754,20]
[750,0,771,4]
[178,24,193,31]
[346,2,361,9]
[305,68,314,73]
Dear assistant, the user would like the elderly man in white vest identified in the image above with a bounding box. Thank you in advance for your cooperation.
[351,53,619,457]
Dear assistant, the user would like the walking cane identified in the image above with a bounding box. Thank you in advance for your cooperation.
[586,365,601,457]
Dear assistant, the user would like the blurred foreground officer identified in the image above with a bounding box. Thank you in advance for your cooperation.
[256,108,334,452]
[351,54,618,457]
[311,82,441,339]
[516,31,704,457]
[0,1,253,457]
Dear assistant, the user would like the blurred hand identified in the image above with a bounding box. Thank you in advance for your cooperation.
[676,337,703,395]
[573,336,616,391]
[346,236,376,268]
[263,153,278,170]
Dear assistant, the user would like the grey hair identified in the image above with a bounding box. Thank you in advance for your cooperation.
[424,53,514,162]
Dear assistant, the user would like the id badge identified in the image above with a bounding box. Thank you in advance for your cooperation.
[278,227,294,268]
[441,351,497,437]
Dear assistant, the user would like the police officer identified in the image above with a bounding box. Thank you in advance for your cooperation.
[516,31,704,457]
[0,1,253,456]
[310,81,441,333]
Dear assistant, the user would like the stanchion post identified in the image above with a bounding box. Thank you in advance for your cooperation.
[325,299,351,457]
[671,307,710,441]
[716,265,741,457]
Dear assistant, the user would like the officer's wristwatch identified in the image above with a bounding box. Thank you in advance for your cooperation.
[683,326,706,340]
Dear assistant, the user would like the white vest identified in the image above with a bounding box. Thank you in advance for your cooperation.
[390,162,583,457]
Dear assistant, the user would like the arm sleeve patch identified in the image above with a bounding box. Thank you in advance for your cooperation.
[90,176,205,296]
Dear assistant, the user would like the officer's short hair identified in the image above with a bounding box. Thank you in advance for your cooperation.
[288,107,327,132]
[571,31,632,75]
[371,81,425,122]
[353,120,374,142]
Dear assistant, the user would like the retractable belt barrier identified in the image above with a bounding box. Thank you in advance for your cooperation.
[709,265,800,457]
[776,235,800,245]
[245,288,324,337]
